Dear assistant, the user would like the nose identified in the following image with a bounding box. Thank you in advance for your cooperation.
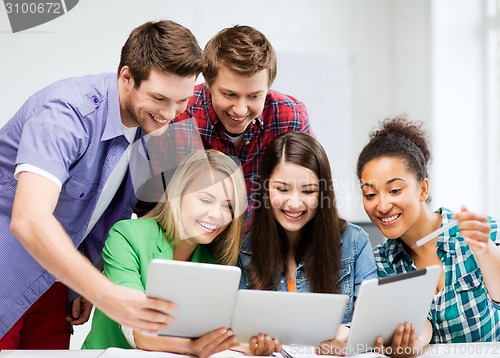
[376,194,393,214]
[232,98,247,117]
[159,103,177,122]
[286,191,304,210]
[207,204,223,221]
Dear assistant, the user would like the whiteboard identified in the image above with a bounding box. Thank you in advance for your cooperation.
[272,51,366,222]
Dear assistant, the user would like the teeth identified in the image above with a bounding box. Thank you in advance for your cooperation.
[284,211,303,218]
[199,221,217,230]
[151,113,168,124]
[229,115,247,122]
[381,214,399,223]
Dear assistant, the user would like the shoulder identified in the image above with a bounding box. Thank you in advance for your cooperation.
[266,89,304,105]
[39,73,115,102]
[176,83,211,121]
[341,222,369,246]
[106,218,161,247]
[261,90,310,129]
[238,234,253,266]
[25,73,117,120]
[188,83,210,107]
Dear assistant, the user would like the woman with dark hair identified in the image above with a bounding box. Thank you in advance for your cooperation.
[238,132,377,355]
[357,115,500,357]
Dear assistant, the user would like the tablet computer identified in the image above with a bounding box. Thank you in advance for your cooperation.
[345,265,441,355]
[145,259,241,338]
[231,289,349,346]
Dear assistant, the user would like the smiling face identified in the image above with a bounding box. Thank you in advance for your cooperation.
[119,66,195,136]
[179,169,235,245]
[208,65,269,135]
[268,162,320,239]
[360,157,429,240]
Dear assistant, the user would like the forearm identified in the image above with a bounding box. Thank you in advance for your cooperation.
[134,330,193,355]
[475,241,500,301]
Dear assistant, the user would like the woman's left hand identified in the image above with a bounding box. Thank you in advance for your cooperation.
[248,333,282,356]
[317,325,350,356]
[374,323,423,358]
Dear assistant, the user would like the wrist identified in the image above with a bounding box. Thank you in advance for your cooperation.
[86,275,115,306]
[185,338,196,356]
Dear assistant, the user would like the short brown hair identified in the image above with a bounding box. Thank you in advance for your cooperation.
[118,20,206,88]
[203,25,277,87]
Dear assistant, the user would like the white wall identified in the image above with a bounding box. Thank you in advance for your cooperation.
[0,0,490,348]
[431,0,488,214]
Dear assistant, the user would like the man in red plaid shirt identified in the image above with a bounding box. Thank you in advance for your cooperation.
[171,25,313,232]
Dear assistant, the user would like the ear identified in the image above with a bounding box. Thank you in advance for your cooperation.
[419,178,430,202]
[118,66,135,90]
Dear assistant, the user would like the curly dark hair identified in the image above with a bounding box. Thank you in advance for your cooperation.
[356,114,431,184]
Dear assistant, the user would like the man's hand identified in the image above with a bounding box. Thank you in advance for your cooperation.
[66,295,93,325]
[93,283,177,333]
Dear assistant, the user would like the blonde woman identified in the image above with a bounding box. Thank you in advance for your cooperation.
[83,149,246,358]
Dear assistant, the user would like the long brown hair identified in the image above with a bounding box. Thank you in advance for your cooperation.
[246,132,344,292]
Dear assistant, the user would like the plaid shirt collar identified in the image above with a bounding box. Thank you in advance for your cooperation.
[385,238,411,267]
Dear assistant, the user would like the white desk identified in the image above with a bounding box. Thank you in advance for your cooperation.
[0,351,102,357]
[1,343,499,357]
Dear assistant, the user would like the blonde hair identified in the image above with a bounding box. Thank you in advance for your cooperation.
[145,149,246,265]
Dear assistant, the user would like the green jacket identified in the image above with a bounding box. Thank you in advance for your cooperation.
[82,218,217,349]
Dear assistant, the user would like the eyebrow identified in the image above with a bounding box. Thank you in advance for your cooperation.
[219,87,265,96]
[150,92,192,102]
[361,177,406,189]
[198,191,216,199]
[271,180,319,188]
[198,191,235,202]
[387,178,405,184]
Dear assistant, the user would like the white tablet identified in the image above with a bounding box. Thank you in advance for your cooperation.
[345,265,442,355]
[231,289,349,346]
[145,259,241,338]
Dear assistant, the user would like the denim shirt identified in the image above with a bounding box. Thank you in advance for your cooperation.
[238,223,377,324]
